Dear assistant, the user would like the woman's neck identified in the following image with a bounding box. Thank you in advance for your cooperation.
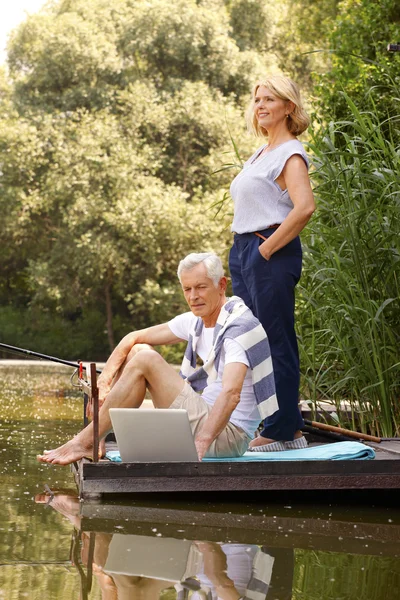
[264,124,295,149]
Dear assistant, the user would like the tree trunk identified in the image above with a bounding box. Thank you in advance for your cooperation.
[104,281,115,351]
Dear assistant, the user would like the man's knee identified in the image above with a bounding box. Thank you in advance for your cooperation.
[126,343,154,362]
[125,346,163,375]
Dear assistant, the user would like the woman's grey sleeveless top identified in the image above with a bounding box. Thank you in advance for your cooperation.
[230,139,309,234]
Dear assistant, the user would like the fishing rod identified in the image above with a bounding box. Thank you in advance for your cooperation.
[0,342,102,374]
[303,419,383,443]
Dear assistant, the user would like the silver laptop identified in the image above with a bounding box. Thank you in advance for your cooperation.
[109,407,199,462]
[104,534,196,581]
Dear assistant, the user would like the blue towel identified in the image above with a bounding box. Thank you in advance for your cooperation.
[106,450,123,462]
[203,442,375,461]
[106,442,375,463]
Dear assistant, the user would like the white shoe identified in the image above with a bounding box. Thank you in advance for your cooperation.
[248,440,286,452]
[284,436,308,450]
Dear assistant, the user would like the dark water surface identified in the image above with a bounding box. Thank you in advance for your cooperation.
[0,363,399,600]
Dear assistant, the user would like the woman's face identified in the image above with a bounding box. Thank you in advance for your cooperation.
[254,85,290,132]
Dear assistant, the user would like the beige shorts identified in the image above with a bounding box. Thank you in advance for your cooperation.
[170,381,251,458]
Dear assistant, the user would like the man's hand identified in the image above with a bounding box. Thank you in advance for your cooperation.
[98,324,182,390]
[195,437,212,462]
[194,542,242,600]
[194,362,247,460]
[97,380,111,406]
[85,377,109,419]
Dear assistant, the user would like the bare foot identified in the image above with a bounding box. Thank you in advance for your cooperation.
[249,436,278,448]
[35,492,81,527]
[37,436,92,465]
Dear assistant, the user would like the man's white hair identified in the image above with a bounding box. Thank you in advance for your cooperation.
[177,252,224,287]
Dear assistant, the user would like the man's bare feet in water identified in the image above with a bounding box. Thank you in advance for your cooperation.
[37,435,93,465]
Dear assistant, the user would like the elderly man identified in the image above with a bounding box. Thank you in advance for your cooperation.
[37,253,277,464]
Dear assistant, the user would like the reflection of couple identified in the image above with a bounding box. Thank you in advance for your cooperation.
[35,492,293,600]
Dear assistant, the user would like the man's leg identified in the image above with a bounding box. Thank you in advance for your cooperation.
[37,346,185,465]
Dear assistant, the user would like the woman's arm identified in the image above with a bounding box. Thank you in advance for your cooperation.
[258,154,316,260]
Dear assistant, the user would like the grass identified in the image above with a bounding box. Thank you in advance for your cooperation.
[298,88,400,436]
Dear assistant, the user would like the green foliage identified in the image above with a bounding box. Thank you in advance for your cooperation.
[1,0,255,359]
[273,0,339,88]
[7,0,267,114]
[116,80,248,194]
[8,2,124,113]
[0,305,110,360]
[293,548,400,600]
[118,0,265,98]
[312,0,400,124]
[298,90,400,436]
[228,0,273,52]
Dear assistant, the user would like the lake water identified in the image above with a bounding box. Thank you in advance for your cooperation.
[0,363,399,599]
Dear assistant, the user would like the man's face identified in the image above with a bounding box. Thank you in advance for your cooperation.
[180,263,226,324]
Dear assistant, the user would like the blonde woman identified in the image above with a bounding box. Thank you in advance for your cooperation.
[229,75,315,451]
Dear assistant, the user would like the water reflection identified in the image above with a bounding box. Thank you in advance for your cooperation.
[33,491,400,600]
[35,492,292,600]
[2,365,400,600]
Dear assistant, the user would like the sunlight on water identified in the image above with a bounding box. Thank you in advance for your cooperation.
[0,363,400,599]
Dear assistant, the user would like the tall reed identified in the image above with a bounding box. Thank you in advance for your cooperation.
[299,90,400,436]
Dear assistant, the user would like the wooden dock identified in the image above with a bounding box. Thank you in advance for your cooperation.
[73,365,400,500]
[71,439,400,500]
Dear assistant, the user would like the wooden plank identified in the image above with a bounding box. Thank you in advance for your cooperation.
[81,456,400,480]
[80,472,400,494]
[368,441,400,456]
[73,440,400,497]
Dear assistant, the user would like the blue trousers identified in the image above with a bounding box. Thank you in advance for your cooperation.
[229,229,304,441]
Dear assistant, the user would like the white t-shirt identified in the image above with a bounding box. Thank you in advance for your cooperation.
[168,312,261,437]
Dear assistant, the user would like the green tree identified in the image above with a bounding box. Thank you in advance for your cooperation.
[1,0,258,359]
[227,0,274,53]
[118,0,265,98]
[269,0,339,88]
[7,0,267,114]
[7,2,124,113]
[312,0,400,123]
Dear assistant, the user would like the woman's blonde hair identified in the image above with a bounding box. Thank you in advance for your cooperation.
[246,74,310,138]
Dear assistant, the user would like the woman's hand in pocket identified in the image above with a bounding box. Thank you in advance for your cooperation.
[258,241,272,261]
